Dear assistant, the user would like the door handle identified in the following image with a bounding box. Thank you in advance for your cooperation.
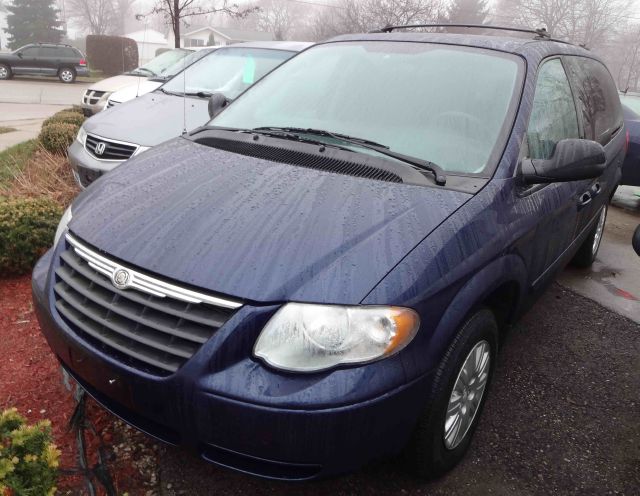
[591,182,601,197]
[578,191,592,210]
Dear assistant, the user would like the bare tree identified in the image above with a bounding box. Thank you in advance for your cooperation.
[113,0,137,34]
[255,0,297,40]
[68,0,117,35]
[149,0,258,48]
[498,0,632,47]
[308,0,444,39]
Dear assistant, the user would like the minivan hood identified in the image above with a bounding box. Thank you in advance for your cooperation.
[84,92,208,146]
[87,75,145,93]
[70,139,471,304]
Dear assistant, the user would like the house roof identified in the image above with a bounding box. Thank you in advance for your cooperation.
[125,29,168,45]
[182,25,274,42]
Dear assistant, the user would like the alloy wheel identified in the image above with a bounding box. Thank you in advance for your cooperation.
[60,69,73,82]
[592,206,607,256]
[0,66,7,79]
[444,340,490,450]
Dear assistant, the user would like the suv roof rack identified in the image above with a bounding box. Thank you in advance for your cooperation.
[370,23,572,44]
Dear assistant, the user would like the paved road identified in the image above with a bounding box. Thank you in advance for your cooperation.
[0,78,89,105]
[155,284,639,495]
[559,186,640,324]
[0,102,66,151]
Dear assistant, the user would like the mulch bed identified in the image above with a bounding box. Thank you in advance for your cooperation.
[0,275,160,495]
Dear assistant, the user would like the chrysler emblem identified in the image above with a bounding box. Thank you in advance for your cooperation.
[95,142,106,156]
[111,267,131,289]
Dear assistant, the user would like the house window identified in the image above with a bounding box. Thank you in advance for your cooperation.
[184,38,204,47]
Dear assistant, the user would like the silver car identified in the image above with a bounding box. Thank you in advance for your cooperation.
[70,41,311,188]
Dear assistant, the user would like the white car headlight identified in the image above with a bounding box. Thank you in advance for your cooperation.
[76,127,87,146]
[133,146,151,156]
[254,303,420,372]
[54,206,72,246]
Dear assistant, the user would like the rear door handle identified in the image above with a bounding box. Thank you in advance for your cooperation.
[591,182,602,197]
[578,191,592,210]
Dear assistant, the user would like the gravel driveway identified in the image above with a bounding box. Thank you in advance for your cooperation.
[155,284,640,495]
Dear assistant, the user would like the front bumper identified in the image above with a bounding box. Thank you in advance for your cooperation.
[68,140,123,188]
[32,246,433,480]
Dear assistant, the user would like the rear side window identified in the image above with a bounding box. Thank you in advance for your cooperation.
[62,48,80,58]
[527,59,579,160]
[39,47,59,57]
[564,56,623,145]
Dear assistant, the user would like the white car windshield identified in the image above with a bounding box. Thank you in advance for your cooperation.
[129,49,191,77]
[161,47,294,100]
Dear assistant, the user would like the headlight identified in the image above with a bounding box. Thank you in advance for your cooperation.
[100,91,112,101]
[133,146,151,156]
[53,206,72,246]
[76,127,87,146]
[254,303,420,372]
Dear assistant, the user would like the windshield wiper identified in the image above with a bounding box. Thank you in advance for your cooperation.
[240,128,353,151]
[253,126,447,185]
[158,88,182,97]
[185,91,214,99]
[130,67,156,77]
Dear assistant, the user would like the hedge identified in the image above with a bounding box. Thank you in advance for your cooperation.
[0,198,62,276]
[0,408,60,496]
[42,111,85,128]
[86,35,138,75]
[39,122,78,155]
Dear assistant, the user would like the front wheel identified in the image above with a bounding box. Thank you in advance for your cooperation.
[405,308,498,479]
[58,67,76,83]
[0,64,12,80]
[571,204,607,268]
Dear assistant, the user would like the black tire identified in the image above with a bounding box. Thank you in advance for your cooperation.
[58,67,76,83]
[0,64,11,80]
[571,204,607,268]
[405,308,498,479]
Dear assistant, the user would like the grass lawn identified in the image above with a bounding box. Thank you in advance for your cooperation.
[0,140,38,189]
[0,127,16,135]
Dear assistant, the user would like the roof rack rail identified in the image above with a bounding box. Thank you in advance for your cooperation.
[370,23,571,44]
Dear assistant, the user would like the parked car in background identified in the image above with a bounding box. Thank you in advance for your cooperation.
[35,28,624,480]
[619,92,640,186]
[80,48,192,115]
[70,41,311,188]
[105,47,217,110]
[0,43,88,83]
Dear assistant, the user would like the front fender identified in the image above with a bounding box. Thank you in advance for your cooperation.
[424,254,528,367]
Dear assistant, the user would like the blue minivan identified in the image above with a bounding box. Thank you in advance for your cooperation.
[32,27,625,480]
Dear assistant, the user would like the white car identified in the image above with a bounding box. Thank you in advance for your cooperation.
[80,48,192,115]
[105,48,216,110]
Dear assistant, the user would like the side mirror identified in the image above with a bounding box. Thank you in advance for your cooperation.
[633,225,640,256]
[16,52,23,58]
[521,139,606,184]
[208,93,230,119]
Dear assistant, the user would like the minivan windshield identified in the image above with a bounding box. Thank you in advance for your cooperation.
[129,49,191,77]
[211,42,522,175]
[162,47,293,100]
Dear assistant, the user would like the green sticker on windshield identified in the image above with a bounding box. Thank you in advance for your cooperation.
[242,57,256,84]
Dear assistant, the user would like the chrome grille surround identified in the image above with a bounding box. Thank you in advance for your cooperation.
[53,234,242,375]
[85,133,138,161]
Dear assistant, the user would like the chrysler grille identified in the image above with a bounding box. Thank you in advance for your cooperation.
[85,134,137,161]
[53,234,242,375]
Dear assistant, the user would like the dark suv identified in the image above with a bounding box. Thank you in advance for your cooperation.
[0,43,89,83]
[33,27,625,480]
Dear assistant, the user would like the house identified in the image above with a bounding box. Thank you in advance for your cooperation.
[167,25,274,49]
[124,28,169,65]
[0,3,8,51]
